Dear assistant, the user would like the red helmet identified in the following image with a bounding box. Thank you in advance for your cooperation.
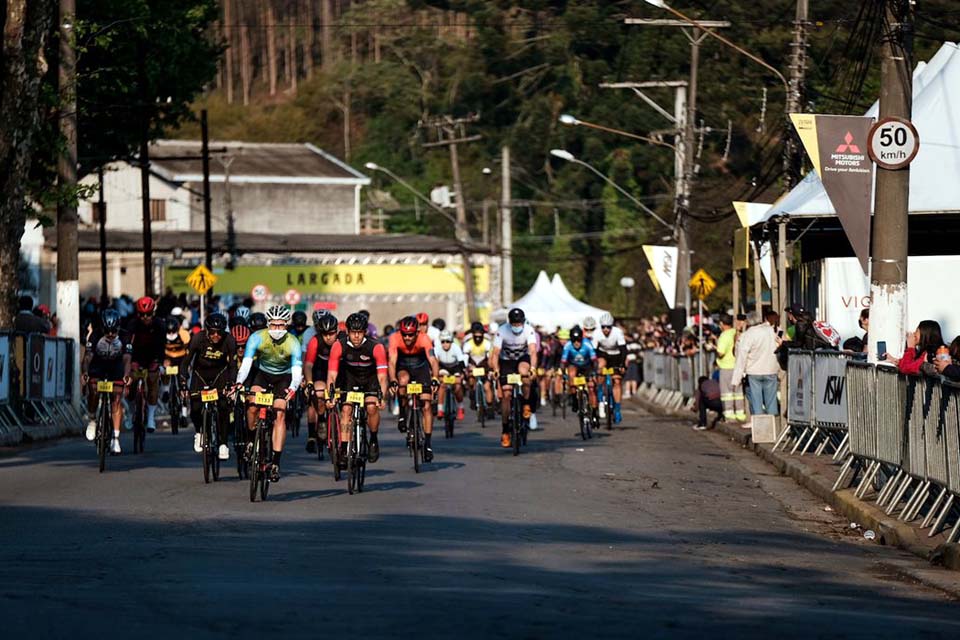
[136,296,156,314]
[35,304,51,317]
[415,312,429,325]
[231,324,250,346]
[398,316,418,336]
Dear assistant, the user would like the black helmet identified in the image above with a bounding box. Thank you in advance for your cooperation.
[470,321,485,334]
[292,310,308,328]
[508,308,525,324]
[358,309,370,319]
[164,316,180,333]
[317,313,338,334]
[312,309,328,326]
[345,312,368,332]
[432,318,446,331]
[249,312,267,331]
[101,309,121,332]
[570,326,584,342]
[205,312,227,332]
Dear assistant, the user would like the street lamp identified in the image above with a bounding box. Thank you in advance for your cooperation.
[620,276,636,318]
[549,149,673,231]
[559,113,676,150]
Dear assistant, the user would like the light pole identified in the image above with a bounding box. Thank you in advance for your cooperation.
[559,114,677,151]
[619,276,636,318]
[364,162,479,324]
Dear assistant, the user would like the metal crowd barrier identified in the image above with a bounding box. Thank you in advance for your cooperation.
[775,349,849,458]
[639,350,717,410]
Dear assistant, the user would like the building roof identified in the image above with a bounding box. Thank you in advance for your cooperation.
[45,229,491,255]
[147,140,370,186]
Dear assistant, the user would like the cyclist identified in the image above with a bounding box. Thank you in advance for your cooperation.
[303,311,340,454]
[561,325,598,413]
[230,323,251,354]
[290,310,309,341]
[463,321,494,415]
[551,328,570,401]
[124,296,165,432]
[249,312,268,333]
[594,312,627,423]
[82,309,132,454]
[490,308,538,448]
[163,315,190,410]
[416,312,439,344]
[234,305,303,482]
[232,306,251,328]
[180,313,237,460]
[388,315,440,462]
[581,315,598,346]
[325,312,388,463]
[435,329,467,421]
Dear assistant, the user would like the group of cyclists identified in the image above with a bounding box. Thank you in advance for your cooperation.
[80,295,628,483]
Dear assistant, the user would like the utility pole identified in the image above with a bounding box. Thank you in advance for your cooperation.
[869,0,913,362]
[501,145,513,308]
[57,0,81,407]
[201,110,213,271]
[97,167,107,304]
[420,114,482,323]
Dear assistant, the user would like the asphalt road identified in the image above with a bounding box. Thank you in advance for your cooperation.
[2,401,959,639]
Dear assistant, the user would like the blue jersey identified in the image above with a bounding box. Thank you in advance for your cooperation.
[561,341,596,369]
[243,330,303,375]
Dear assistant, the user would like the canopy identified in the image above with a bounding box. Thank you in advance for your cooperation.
[492,271,611,329]
[761,42,960,221]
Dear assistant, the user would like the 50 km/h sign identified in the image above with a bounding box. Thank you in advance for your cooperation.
[868,117,920,170]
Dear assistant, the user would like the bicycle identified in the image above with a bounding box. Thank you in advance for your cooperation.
[193,386,222,484]
[90,379,125,472]
[340,388,374,495]
[470,366,488,429]
[550,369,567,420]
[248,390,276,502]
[572,374,594,441]
[504,373,528,456]
[129,368,150,454]
[325,389,343,481]
[231,386,249,479]
[285,387,303,438]
[598,367,616,431]
[304,385,327,462]
[165,364,183,435]
[400,382,429,473]
[441,374,458,438]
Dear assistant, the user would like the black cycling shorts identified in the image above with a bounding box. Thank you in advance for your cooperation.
[251,370,292,397]
[498,355,531,384]
[439,361,465,377]
[340,370,380,399]
[597,349,625,369]
[399,363,432,389]
[89,360,125,383]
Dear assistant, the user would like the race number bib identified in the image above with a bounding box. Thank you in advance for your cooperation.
[346,391,365,404]
[201,389,219,403]
[254,392,274,406]
[407,383,423,395]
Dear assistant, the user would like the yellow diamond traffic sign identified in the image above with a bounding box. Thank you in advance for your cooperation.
[186,264,217,296]
[689,268,716,300]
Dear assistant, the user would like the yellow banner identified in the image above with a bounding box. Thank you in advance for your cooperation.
[732,228,750,271]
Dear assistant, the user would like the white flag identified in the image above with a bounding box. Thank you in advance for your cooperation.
[759,242,774,287]
[643,245,678,309]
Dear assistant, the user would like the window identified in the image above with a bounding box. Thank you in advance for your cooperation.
[149,199,166,222]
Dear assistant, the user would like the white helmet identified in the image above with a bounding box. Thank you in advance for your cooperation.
[265,304,292,323]
[599,312,614,327]
[439,330,453,342]
[234,306,251,320]
[582,316,597,331]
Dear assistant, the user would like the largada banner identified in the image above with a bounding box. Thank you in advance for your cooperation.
[642,245,678,309]
[791,114,875,274]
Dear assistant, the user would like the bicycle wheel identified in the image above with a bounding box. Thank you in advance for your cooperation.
[327,410,341,481]
[97,399,109,473]
[249,428,260,502]
[259,428,270,501]
[234,400,247,479]
[212,406,221,482]
[347,440,358,495]
[357,423,367,493]
[412,409,422,473]
[561,382,567,420]
[202,414,211,485]
[512,397,521,456]
[133,393,145,454]
[605,380,613,431]
[169,378,180,435]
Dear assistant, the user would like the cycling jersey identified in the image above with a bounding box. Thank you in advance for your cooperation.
[389,331,434,369]
[242,329,303,376]
[124,317,165,367]
[181,331,237,388]
[463,337,492,364]
[86,330,133,379]
[304,333,339,380]
[436,342,467,369]
[493,324,537,361]
[594,326,626,355]
[164,328,191,360]
[561,341,597,370]
[328,336,387,395]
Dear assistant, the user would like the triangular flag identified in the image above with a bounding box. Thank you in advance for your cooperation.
[732,201,774,228]
[647,268,661,293]
[643,245,678,309]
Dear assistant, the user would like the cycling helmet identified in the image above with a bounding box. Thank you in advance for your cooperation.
[439,330,453,343]
[135,296,156,314]
[292,310,308,328]
[231,324,251,347]
[415,312,429,324]
[164,317,180,333]
[205,312,227,332]
[234,306,251,321]
[508,308,525,324]
[312,309,329,326]
[345,312,368,332]
[317,313,338,334]
[570,326,584,342]
[599,312,614,327]
[358,309,371,319]
[101,309,121,332]
[432,318,446,331]
[249,312,267,331]
[398,316,418,336]
[557,328,570,340]
[582,316,597,331]
[470,321,485,334]
[265,304,292,324]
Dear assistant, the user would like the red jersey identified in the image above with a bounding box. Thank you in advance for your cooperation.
[388,332,434,358]
[328,336,387,378]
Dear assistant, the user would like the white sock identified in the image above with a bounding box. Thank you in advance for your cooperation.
[147,404,157,423]
[113,429,120,438]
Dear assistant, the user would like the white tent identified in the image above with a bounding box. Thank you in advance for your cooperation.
[761,42,960,221]
[492,271,610,329]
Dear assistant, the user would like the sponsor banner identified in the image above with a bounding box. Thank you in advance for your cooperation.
[759,242,774,287]
[42,338,57,400]
[0,334,9,404]
[792,114,875,273]
[732,201,773,228]
[166,263,491,296]
[814,353,848,426]
[787,353,813,423]
[642,245,679,309]
[732,228,750,271]
[55,339,67,400]
[28,335,44,401]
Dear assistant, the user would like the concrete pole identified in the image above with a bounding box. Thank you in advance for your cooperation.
[675,31,699,325]
[868,0,912,362]
[500,146,513,307]
[98,167,107,304]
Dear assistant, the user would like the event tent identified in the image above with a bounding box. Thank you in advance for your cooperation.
[492,271,610,329]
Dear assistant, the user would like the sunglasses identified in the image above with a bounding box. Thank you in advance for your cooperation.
[441,340,452,344]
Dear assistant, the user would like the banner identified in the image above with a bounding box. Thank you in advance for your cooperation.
[0,334,9,404]
[814,353,848,426]
[759,242,774,287]
[55,340,67,400]
[732,201,773,228]
[787,352,813,423]
[42,338,57,400]
[646,269,661,293]
[792,114,875,273]
[732,228,750,271]
[642,245,678,309]
[28,335,44,401]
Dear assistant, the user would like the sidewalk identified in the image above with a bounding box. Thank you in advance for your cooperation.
[629,391,960,574]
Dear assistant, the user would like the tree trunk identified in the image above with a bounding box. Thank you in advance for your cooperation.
[224,0,234,103]
[0,0,56,327]
[287,2,296,91]
[342,87,351,161]
[321,0,333,68]
[264,2,277,96]
[239,2,252,105]
[303,0,313,79]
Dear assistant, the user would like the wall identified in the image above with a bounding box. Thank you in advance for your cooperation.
[77,164,191,231]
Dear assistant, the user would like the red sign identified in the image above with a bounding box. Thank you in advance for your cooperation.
[313,301,338,311]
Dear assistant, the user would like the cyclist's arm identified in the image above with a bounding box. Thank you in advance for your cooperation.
[225,335,238,383]
[427,349,440,380]
[288,340,303,390]
[387,341,398,383]
[180,333,198,386]
[325,340,343,390]
[374,344,389,397]
[303,337,318,384]
[527,342,538,371]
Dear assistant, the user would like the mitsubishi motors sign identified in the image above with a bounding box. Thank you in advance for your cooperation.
[791,114,876,274]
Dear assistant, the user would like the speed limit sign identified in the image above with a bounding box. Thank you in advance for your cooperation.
[251,284,269,302]
[868,117,919,170]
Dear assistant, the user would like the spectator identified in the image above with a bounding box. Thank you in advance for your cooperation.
[13,295,51,334]
[731,311,781,422]
[935,336,960,381]
[894,320,944,376]
[692,375,723,430]
[859,308,869,351]
[716,314,746,422]
[33,304,56,335]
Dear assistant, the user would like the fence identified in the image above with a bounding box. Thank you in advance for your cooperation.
[639,351,717,409]
[775,350,850,457]
[0,331,82,441]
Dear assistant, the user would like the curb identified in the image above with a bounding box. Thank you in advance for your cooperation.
[631,392,960,572]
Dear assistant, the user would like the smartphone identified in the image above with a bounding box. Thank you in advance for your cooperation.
[877,340,887,359]
[777,330,784,338]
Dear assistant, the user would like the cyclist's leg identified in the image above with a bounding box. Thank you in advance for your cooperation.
[309,380,327,447]
[246,387,263,432]
[566,365,579,406]
[145,368,160,431]
[436,369,448,416]
[395,369,410,431]
[365,395,381,461]
[587,371,598,408]
[110,387,124,434]
[518,361,533,415]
